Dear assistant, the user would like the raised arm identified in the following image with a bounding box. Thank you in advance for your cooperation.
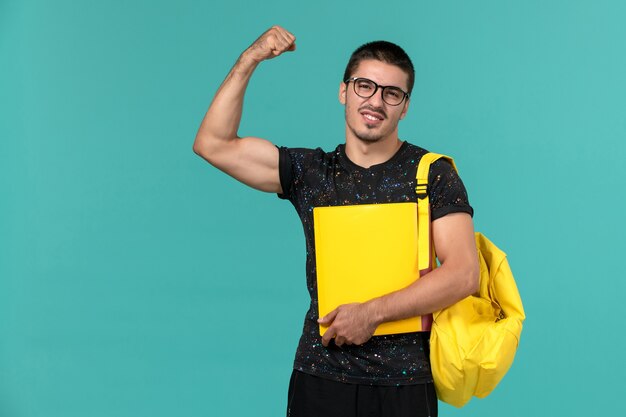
[192,26,296,193]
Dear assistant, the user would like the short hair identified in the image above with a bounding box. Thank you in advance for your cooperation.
[343,41,415,94]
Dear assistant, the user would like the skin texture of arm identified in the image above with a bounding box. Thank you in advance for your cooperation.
[192,26,296,193]
[319,212,479,347]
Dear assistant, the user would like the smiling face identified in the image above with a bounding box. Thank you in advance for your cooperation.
[339,59,411,144]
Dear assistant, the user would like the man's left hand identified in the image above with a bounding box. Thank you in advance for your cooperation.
[318,302,380,347]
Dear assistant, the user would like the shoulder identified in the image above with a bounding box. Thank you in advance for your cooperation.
[403,141,427,153]
[401,141,429,160]
[430,158,457,179]
[279,145,332,161]
[279,145,340,173]
[426,155,473,220]
[402,142,458,176]
[277,145,340,200]
[397,142,456,176]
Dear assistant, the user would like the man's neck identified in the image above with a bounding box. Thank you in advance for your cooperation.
[344,136,403,169]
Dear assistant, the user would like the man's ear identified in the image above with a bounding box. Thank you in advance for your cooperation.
[338,81,347,105]
[399,98,410,120]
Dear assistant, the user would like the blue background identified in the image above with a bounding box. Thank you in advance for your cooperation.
[2,1,625,416]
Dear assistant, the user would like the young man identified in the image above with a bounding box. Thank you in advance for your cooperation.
[193,26,479,417]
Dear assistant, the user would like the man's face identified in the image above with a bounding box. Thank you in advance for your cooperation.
[339,59,410,144]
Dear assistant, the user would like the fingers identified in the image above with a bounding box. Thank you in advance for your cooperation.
[270,26,296,56]
[318,308,338,325]
[273,26,296,51]
[319,303,376,347]
[335,335,347,347]
[320,308,356,347]
[246,25,296,62]
[320,308,338,347]
[321,327,334,347]
[321,328,355,347]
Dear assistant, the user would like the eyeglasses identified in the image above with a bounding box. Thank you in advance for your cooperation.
[344,77,410,106]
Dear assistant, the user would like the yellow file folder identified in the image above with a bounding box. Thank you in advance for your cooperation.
[314,202,427,336]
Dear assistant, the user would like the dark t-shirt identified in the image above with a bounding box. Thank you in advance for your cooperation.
[277,141,473,385]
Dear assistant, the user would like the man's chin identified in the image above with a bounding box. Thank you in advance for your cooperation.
[357,136,381,143]
[355,132,383,143]
[348,124,387,143]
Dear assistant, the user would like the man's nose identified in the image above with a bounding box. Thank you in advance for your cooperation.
[367,87,385,106]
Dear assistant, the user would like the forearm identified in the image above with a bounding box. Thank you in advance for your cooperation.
[191,27,295,192]
[365,213,480,324]
[318,260,478,347]
[194,52,259,149]
[194,26,295,155]
[366,261,479,325]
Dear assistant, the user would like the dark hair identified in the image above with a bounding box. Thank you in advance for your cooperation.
[343,41,415,94]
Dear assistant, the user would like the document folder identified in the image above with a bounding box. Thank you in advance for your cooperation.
[314,202,427,336]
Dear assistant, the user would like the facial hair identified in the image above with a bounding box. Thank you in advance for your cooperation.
[346,104,390,143]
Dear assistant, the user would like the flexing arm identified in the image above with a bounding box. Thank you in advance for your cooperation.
[192,26,296,192]
[319,212,479,347]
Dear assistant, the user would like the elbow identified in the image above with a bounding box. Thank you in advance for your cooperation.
[192,136,207,157]
[450,259,480,299]
[192,135,216,162]
[465,261,480,296]
[193,134,233,165]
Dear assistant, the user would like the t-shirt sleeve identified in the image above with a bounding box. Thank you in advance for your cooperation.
[428,158,474,221]
[277,146,320,202]
[277,146,293,200]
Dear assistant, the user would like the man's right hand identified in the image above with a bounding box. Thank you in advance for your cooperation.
[243,26,296,64]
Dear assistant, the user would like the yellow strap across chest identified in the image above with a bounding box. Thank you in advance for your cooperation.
[415,153,457,271]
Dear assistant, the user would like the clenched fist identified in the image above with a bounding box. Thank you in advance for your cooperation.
[244,26,296,63]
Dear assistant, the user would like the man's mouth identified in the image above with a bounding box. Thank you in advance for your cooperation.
[362,113,383,121]
[360,108,385,124]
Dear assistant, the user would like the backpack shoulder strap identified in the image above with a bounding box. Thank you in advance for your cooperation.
[415,153,457,271]
[416,153,457,192]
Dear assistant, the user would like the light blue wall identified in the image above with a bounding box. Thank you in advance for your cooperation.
[2,1,625,416]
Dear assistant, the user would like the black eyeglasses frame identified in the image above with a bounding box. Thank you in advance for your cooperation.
[343,77,410,106]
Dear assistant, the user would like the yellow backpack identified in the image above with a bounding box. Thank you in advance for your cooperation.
[416,153,526,407]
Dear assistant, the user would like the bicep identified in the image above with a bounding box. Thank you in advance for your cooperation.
[432,213,478,284]
[196,135,282,193]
